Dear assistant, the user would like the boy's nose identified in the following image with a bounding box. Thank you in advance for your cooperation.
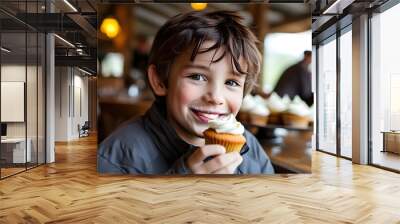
[204,86,224,105]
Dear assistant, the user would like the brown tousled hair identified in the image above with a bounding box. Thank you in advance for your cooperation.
[148,10,262,96]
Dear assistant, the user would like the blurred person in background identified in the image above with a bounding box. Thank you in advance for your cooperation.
[273,50,313,106]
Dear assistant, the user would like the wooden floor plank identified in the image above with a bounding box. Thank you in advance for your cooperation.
[1,135,400,223]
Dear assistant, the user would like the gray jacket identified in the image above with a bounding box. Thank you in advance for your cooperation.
[97,101,274,175]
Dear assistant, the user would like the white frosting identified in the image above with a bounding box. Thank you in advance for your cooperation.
[240,95,256,112]
[287,96,310,116]
[267,92,287,113]
[208,114,245,135]
[282,94,291,106]
[253,95,268,107]
[250,103,270,116]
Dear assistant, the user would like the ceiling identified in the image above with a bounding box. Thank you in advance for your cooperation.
[1,1,312,48]
[0,0,97,71]
[311,0,389,44]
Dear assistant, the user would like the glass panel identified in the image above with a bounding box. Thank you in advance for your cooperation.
[26,0,38,169]
[27,31,38,169]
[0,1,46,178]
[1,31,27,177]
[339,29,352,158]
[317,38,337,154]
[371,4,400,171]
[38,32,45,165]
[0,0,28,178]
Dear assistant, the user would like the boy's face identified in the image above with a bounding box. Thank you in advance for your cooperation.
[165,41,246,146]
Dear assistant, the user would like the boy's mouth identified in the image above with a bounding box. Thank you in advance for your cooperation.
[190,108,228,123]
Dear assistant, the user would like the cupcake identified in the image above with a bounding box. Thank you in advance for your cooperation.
[203,114,246,153]
[249,103,270,126]
[237,95,256,123]
[282,96,310,128]
[266,92,288,125]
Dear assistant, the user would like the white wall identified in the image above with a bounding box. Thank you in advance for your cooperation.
[54,67,89,141]
[55,66,70,141]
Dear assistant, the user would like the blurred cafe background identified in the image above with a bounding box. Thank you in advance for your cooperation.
[97,3,312,173]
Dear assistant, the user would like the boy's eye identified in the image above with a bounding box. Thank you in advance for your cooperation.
[225,79,241,87]
[188,73,207,81]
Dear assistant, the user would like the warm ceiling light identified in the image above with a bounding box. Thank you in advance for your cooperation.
[191,3,208,11]
[100,17,121,39]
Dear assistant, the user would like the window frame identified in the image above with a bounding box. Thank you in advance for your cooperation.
[314,20,352,160]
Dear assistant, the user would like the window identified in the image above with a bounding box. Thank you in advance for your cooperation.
[339,29,352,158]
[370,3,400,171]
[317,37,337,154]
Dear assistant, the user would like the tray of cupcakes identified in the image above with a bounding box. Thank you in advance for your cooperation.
[238,92,314,132]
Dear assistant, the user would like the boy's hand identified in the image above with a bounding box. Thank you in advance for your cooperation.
[186,145,243,174]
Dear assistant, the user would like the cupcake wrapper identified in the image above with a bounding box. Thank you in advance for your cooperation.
[282,113,309,128]
[249,114,268,126]
[205,138,244,153]
[203,129,246,153]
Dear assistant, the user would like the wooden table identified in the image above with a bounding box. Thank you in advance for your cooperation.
[263,143,312,173]
[382,131,400,154]
[255,127,312,173]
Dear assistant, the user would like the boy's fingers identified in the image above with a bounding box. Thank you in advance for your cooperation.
[188,145,226,169]
[202,152,241,174]
[212,154,243,174]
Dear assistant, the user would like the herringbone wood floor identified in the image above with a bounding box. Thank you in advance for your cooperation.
[1,135,400,223]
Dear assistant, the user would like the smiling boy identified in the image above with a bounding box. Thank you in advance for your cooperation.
[97,10,274,174]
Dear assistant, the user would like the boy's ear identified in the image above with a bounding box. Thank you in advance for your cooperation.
[147,64,167,96]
